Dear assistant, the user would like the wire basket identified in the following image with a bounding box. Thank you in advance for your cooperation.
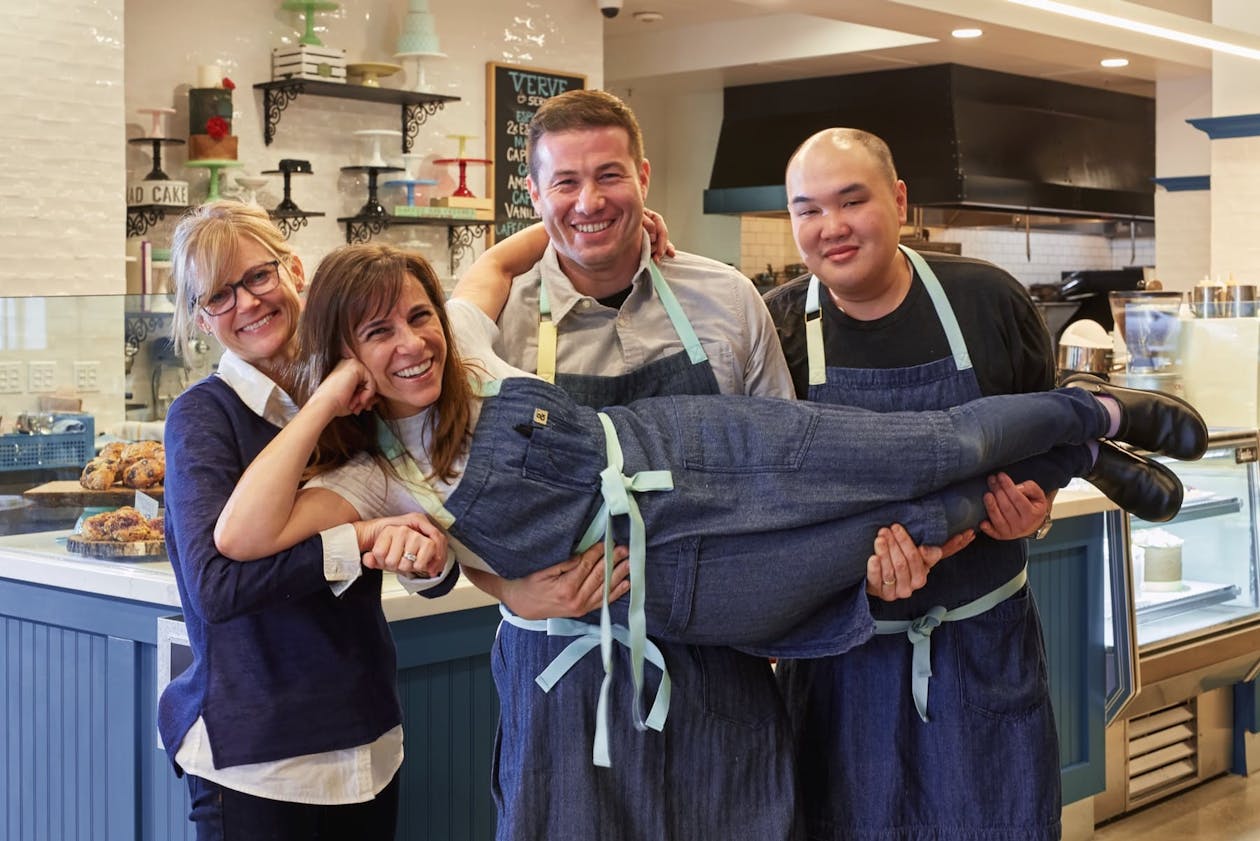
[0,415,95,472]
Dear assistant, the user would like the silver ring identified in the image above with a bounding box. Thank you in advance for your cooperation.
[882,578,895,586]
[402,552,418,562]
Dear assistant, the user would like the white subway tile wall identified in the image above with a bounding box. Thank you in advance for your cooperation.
[1210,137,1260,285]
[1,0,127,298]
[1155,190,1210,290]
[0,0,601,435]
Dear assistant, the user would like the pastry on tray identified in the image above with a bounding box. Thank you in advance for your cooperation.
[78,440,166,491]
[78,506,164,543]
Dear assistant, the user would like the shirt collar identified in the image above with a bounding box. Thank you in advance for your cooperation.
[537,232,654,323]
[214,350,300,427]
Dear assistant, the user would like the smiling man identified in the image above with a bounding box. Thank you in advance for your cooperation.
[484,89,805,841]
[764,128,1063,841]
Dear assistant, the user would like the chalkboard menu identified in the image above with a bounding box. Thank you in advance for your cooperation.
[486,62,586,242]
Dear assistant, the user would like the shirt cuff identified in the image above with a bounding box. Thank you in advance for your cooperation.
[321,522,363,597]
[395,548,458,595]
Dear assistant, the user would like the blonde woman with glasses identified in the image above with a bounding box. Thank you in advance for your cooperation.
[157,201,622,841]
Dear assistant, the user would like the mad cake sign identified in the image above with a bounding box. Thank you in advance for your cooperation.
[486,63,586,242]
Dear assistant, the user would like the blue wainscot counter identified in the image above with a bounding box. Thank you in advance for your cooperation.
[2,486,1117,841]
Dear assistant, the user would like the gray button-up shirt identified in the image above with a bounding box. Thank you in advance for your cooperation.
[494,235,794,399]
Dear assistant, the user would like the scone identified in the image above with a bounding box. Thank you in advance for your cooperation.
[121,441,164,464]
[80,458,119,490]
[123,457,165,489]
[80,506,161,542]
[99,441,128,462]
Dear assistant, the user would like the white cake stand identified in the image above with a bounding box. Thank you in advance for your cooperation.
[354,129,403,167]
[395,51,445,93]
[234,174,271,207]
[137,106,177,139]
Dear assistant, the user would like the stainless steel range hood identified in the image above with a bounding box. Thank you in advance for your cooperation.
[703,64,1155,227]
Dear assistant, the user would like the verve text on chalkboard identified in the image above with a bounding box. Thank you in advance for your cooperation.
[486,62,587,242]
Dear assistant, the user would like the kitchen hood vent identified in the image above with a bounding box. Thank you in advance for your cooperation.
[704,64,1154,222]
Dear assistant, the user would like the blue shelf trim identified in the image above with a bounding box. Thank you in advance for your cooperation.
[1187,113,1260,139]
[1152,175,1210,193]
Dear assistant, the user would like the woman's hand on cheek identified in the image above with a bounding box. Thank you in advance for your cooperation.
[314,357,378,417]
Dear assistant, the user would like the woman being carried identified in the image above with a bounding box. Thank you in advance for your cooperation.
[216,243,1206,653]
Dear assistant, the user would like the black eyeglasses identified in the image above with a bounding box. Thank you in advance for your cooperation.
[200,261,282,316]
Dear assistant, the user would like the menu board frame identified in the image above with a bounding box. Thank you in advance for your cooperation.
[485,61,587,244]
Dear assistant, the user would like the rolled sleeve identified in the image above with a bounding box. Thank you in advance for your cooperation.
[321,522,364,597]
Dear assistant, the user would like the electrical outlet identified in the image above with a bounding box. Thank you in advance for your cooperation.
[0,362,21,394]
[74,361,101,393]
[29,361,56,393]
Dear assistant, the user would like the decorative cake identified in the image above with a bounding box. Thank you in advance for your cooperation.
[1133,527,1184,591]
[397,0,442,54]
[188,66,237,160]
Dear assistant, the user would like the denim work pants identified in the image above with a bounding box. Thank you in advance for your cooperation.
[444,378,1106,647]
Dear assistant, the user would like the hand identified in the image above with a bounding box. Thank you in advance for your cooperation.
[642,208,676,263]
[356,514,449,578]
[494,542,631,620]
[979,473,1049,540]
[311,357,377,418]
[866,524,946,601]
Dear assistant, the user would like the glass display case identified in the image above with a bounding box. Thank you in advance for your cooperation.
[1128,430,1260,650]
[1099,429,1260,820]
[0,294,222,535]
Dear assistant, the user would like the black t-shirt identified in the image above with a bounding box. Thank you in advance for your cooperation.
[765,253,1056,616]
[763,251,1055,400]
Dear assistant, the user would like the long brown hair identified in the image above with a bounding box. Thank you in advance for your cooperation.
[298,244,475,483]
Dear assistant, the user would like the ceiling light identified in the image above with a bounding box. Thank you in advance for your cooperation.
[1006,0,1260,60]
[952,28,983,39]
[633,11,663,24]
[1100,57,1129,68]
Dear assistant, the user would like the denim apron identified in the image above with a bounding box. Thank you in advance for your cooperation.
[777,246,1061,840]
[492,262,798,841]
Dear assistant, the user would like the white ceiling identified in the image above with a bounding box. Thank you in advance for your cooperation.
[602,0,1247,97]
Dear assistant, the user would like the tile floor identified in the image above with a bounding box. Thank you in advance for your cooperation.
[1093,773,1260,840]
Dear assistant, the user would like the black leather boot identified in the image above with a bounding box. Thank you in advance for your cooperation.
[1062,373,1208,461]
[1085,441,1184,523]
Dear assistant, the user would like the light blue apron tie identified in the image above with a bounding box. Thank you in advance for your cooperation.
[874,566,1028,722]
[498,605,672,768]
[591,412,673,741]
[805,245,972,386]
[537,261,708,380]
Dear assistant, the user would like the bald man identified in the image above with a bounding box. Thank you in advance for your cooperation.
[764,129,1063,841]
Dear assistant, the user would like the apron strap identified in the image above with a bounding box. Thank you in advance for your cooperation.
[805,276,826,386]
[537,281,559,384]
[536,262,709,382]
[374,417,457,528]
[873,565,1028,723]
[647,262,708,366]
[899,245,973,372]
[803,246,974,384]
[499,605,672,768]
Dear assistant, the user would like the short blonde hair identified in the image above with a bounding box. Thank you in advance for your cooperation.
[168,201,295,361]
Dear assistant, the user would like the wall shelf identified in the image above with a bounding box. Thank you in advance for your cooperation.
[126,205,185,238]
[253,80,459,151]
[336,215,489,274]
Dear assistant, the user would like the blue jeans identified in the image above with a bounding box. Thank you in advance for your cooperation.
[445,378,1106,647]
